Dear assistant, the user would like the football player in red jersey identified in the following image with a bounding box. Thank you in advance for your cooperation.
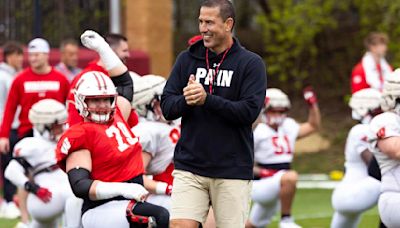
[66,31,138,127]
[55,31,169,228]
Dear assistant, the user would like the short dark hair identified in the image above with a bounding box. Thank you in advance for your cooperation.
[59,38,79,51]
[3,41,23,62]
[364,32,389,48]
[201,0,235,26]
[104,33,128,48]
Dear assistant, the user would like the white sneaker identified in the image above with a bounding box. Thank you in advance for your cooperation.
[279,217,302,228]
[3,202,21,219]
[14,221,29,228]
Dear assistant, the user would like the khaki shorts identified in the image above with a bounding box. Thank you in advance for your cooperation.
[170,169,252,228]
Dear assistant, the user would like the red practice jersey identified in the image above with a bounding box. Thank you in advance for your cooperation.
[56,108,144,182]
[0,67,69,138]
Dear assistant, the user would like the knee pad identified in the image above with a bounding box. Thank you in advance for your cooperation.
[126,200,157,228]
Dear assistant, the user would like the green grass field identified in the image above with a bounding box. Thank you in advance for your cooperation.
[268,189,379,228]
[0,188,379,228]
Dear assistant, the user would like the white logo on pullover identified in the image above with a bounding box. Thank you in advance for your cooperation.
[195,67,234,87]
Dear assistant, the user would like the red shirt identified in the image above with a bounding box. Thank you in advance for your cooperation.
[0,67,69,138]
[56,108,144,182]
[153,163,174,185]
[351,62,376,94]
[351,60,392,94]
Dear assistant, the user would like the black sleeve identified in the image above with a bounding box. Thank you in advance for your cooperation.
[131,201,169,228]
[368,155,382,181]
[111,71,134,102]
[67,167,94,200]
[14,157,32,175]
[161,52,192,120]
[203,55,267,125]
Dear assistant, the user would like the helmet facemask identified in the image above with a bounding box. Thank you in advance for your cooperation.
[146,94,167,122]
[38,122,66,142]
[351,108,377,124]
[265,107,288,128]
[83,95,117,124]
[74,71,119,124]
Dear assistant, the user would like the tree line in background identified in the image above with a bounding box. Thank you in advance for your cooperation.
[0,0,109,48]
[1,0,400,102]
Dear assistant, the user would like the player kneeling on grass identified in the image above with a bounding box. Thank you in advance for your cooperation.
[246,87,321,228]
[330,88,382,228]
[369,69,400,228]
[5,99,83,228]
[54,31,169,228]
[130,74,178,211]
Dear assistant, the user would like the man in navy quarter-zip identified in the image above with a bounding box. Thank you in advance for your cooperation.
[161,0,267,227]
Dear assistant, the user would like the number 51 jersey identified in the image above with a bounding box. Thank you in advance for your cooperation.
[254,117,300,165]
[56,108,144,182]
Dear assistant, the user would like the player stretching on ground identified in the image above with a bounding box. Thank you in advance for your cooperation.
[331,88,382,228]
[369,69,400,228]
[246,87,320,228]
[5,99,82,228]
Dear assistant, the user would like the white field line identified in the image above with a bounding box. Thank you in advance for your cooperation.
[297,181,339,189]
[272,212,334,221]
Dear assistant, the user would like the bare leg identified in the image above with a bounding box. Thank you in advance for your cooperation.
[18,188,29,224]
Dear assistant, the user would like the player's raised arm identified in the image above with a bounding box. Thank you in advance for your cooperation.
[298,86,321,139]
[81,30,127,76]
[81,30,133,103]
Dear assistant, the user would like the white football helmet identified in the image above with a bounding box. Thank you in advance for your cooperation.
[349,88,382,123]
[131,74,166,118]
[74,71,118,123]
[265,88,291,110]
[29,99,67,141]
[382,69,400,114]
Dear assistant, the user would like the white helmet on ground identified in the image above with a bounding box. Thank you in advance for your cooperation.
[349,88,382,123]
[29,99,67,141]
[382,69,400,114]
[265,88,291,110]
[131,74,166,117]
[74,71,118,123]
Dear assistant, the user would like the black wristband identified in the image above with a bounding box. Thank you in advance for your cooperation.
[24,181,39,194]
